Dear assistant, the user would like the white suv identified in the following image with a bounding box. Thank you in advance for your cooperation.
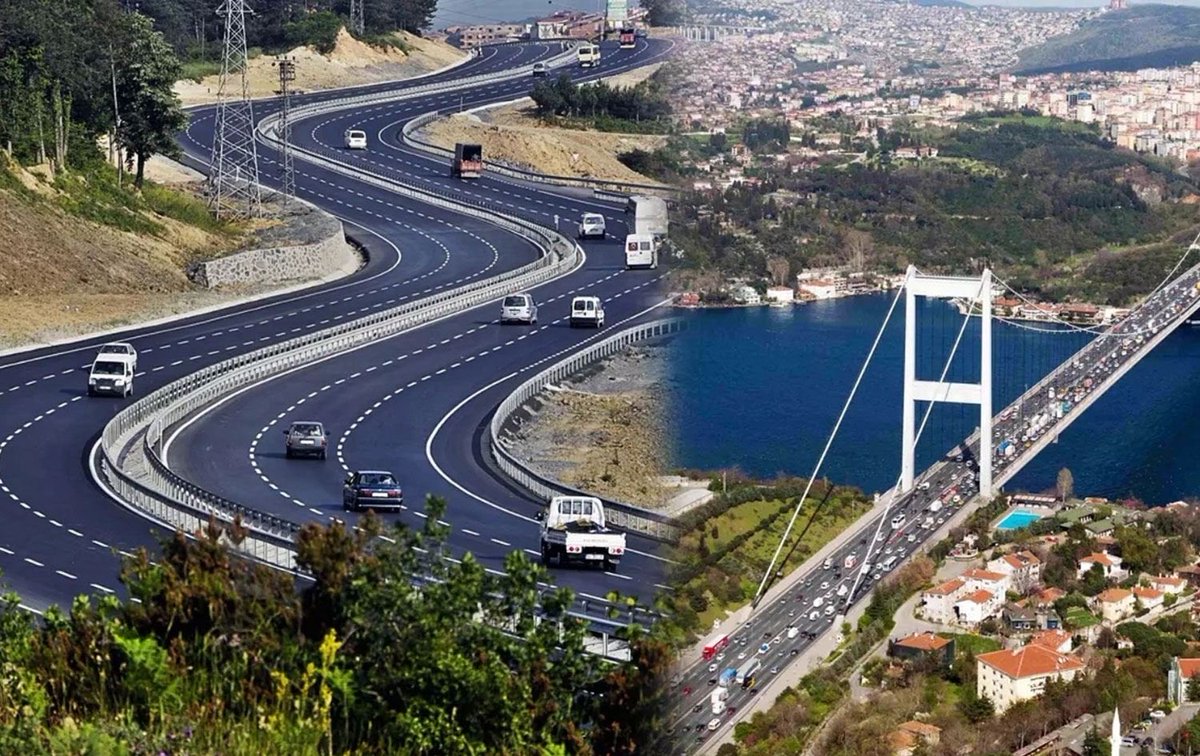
[578,213,606,239]
[344,129,367,149]
[569,296,605,328]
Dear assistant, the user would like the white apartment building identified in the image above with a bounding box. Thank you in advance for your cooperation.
[976,645,1085,713]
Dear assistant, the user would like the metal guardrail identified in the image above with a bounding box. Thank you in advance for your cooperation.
[490,318,685,542]
[400,108,679,198]
[268,43,582,134]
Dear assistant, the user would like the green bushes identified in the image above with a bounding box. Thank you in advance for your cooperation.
[0,496,670,754]
[284,12,342,54]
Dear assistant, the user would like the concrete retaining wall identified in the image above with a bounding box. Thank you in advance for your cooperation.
[190,199,360,289]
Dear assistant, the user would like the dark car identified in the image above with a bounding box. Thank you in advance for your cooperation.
[342,470,403,511]
[284,421,327,459]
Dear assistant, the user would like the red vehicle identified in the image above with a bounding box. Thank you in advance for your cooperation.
[619,28,636,48]
[701,632,729,660]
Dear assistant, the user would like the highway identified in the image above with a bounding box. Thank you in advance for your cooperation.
[0,37,675,614]
[667,265,1200,753]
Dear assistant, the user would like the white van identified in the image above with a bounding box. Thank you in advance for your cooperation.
[578,213,606,239]
[569,296,605,328]
[624,234,657,269]
[87,354,135,397]
[577,43,601,67]
[344,129,367,149]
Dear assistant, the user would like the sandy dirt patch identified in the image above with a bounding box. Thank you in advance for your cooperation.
[175,29,467,106]
[505,345,675,508]
[419,101,668,184]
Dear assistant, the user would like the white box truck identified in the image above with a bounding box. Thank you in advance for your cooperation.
[625,195,668,238]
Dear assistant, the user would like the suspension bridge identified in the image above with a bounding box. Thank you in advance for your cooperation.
[674,239,1200,754]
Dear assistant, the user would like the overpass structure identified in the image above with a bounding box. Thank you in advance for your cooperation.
[671,256,1200,753]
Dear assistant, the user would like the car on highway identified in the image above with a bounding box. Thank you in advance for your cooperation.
[344,129,367,149]
[824,605,835,617]
[737,651,746,660]
[283,421,327,459]
[906,534,916,543]
[758,643,769,655]
[500,293,538,325]
[87,352,136,397]
[890,514,906,529]
[569,296,605,328]
[578,212,606,239]
[97,342,137,370]
[787,626,799,639]
[707,717,721,731]
[342,470,403,512]
[823,557,833,569]
[808,610,819,621]
[532,62,548,77]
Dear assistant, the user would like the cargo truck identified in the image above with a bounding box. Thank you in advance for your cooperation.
[536,495,625,570]
[718,668,737,687]
[451,142,483,178]
[702,631,730,660]
[625,195,669,238]
[619,28,636,48]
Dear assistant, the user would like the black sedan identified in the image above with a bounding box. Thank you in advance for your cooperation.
[342,470,403,512]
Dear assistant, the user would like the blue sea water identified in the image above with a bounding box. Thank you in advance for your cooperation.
[669,295,1200,503]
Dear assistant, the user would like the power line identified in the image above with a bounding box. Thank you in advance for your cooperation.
[208,0,261,219]
[274,55,296,205]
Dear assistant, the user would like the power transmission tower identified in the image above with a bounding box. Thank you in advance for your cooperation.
[350,0,365,36]
[275,56,296,204]
[208,0,261,219]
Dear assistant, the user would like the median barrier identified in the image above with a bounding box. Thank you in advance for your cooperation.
[489,318,685,542]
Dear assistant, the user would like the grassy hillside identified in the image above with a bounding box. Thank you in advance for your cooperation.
[1015,4,1200,74]
[0,157,243,346]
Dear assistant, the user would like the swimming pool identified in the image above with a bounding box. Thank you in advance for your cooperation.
[996,510,1042,531]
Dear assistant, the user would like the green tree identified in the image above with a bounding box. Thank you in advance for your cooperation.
[1082,725,1107,756]
[958,691,994,723]
[1187,674,1200,702]
[113,12,186,187]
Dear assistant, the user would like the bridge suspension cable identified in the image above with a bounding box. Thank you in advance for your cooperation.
[747,273,908,611]
[840,274,988,613]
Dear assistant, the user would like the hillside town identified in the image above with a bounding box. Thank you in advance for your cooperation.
[863,495,1200,752]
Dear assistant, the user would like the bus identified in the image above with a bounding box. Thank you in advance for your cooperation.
[624,234,657,269]
[619,28,636,48]
[736,657,762,686]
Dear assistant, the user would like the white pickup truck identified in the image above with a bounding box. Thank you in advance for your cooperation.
[537,495,626,571]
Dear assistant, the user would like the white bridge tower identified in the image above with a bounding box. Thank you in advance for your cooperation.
[901,266,994,500]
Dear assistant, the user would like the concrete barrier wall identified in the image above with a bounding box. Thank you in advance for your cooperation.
[191,229,356,288]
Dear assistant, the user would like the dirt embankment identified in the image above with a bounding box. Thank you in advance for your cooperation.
[506,345,674,508]
[0,161,339,349]
[175,29,467,106]
[416,64,669,184]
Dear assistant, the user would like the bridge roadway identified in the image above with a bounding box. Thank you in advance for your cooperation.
[667,263,1200,753]
[0,39,674,614]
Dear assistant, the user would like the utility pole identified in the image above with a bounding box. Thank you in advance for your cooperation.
[274,55,296,204]
[209,0,261,219]
[109,47,123,187]
[350,0,365,36]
